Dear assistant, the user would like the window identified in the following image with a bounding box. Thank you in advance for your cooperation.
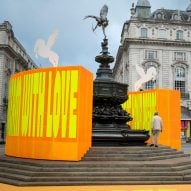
[175,81,185,93]
[174,67,185,94]
[144,65,157,90]
[141,28,148,38]
[174,52,186,61]
[145,80,156,90]
[157,13,163,19]
[145,50,157,60]
[15,63,21,73]
[176,30,183,40]
[175,67,185,79]
[158,29,166,38]
[4,58,11,69]
[4,83,8,98]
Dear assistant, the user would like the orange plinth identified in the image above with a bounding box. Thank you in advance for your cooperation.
[122,89,181,150]
[5,66,93,161]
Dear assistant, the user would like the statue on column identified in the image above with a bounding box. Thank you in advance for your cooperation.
[84,4,109,39]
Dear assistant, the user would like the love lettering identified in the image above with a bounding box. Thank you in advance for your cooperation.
[7,70,78,139]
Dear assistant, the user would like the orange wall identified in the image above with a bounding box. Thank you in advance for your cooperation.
[123,89,181,150]
[5,66,93,161]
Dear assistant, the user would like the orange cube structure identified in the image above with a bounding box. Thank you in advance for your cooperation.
[5,66,93,161]
[122,89,181,150]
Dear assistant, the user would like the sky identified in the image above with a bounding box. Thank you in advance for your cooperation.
[0,0,190,77]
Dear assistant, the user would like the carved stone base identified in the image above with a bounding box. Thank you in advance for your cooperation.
[93,125,150,146]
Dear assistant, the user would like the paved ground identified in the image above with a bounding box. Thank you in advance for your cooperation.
[1,184,191,191]
[181,141,191,154]
[0,142,191,191]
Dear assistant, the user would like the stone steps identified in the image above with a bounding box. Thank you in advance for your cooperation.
[0,145,191,186]
[86,149,179,154]
[84,146,190,161]
[87,149,177,154]
[84,153,189,161]
[86,153,178,157]
[0,172,185,181]
[0,167,185,177]
[0,166,172,173]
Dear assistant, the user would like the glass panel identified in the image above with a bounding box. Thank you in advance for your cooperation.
[174,52,186,61]
[145,80,155,90]
[141,28,147,38]
[175,80,185,93]
[145,50,157,60]
[175,67,185,79]
[176,30,183,40]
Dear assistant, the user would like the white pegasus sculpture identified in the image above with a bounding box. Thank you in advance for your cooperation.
[34,30,59,67]
[134,64,157,91]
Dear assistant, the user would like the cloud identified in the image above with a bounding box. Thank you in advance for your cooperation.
[0,0,190,76]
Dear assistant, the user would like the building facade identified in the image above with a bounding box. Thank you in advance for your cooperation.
[113,0,191,139]
[0,21,38,141]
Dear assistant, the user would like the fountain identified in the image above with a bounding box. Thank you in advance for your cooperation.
[85,5,150,146]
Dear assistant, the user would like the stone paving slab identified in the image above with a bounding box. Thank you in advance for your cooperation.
[1,183,191,191]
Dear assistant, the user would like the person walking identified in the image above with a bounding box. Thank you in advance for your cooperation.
[150,112,163,147]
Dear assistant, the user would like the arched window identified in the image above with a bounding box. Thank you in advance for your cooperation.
[174,67,185,93]
[176,30,183,40]
[157,13,163,19]
[175,67,185,78]
[141,28,148,38]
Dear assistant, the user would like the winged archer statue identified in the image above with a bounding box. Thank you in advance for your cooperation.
[84,5,109,39]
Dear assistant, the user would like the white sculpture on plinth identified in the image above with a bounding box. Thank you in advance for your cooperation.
[34,30,59,67]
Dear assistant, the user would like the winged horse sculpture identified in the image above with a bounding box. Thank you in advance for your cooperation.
[134,64,157,91]
[84,4,109,39]
[34,30,59,67]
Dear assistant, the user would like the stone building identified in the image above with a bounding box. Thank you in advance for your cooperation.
[0,21,38,141]
[113,0,191,139]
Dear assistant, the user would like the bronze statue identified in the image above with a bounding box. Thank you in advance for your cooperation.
[84,4,108,39]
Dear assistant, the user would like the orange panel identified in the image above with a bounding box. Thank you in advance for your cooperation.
[5,66,93,161]
[123,89,181,150]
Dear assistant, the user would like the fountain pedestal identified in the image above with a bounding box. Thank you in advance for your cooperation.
[92,38,149,146]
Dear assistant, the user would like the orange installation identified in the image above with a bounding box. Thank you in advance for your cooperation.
[5,66,93,161]
[122,89,181,150]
